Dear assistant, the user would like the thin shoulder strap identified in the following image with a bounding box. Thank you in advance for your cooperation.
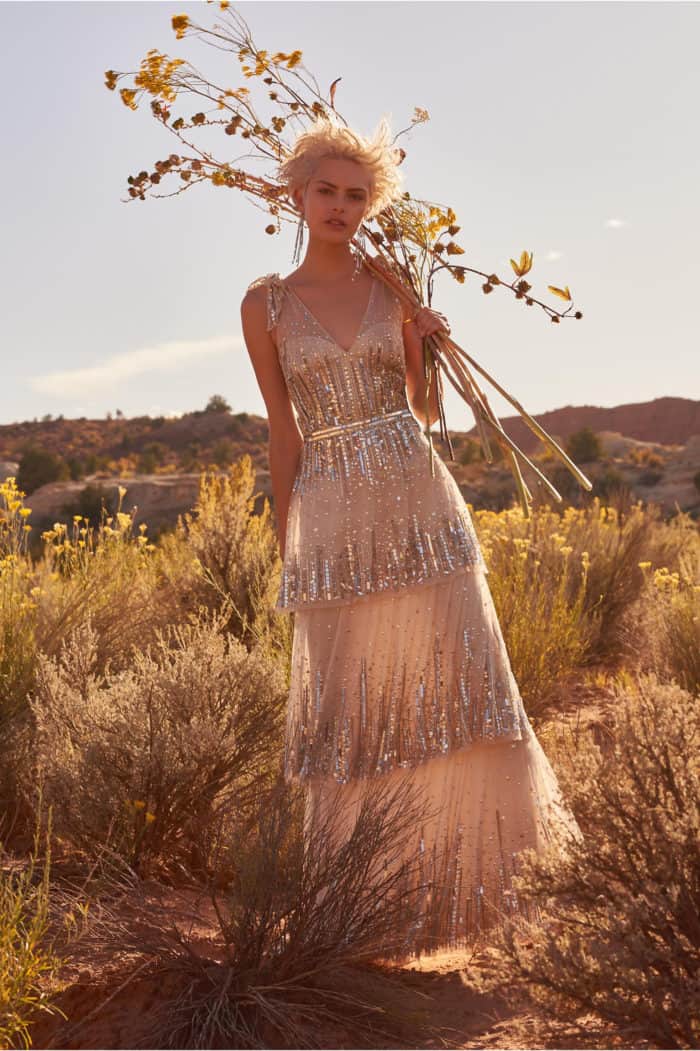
[245,272,287,332]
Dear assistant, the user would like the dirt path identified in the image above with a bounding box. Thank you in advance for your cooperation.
[28,899,621,1051]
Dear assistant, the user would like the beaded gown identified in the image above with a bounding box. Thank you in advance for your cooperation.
[246,263,582,960]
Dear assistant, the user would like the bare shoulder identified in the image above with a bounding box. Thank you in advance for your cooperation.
[240,282,266,317]
[241,273,271,308]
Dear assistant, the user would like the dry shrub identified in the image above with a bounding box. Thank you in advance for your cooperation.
[623,543,700,696]
[573,498,697,664]
[0,459,289,840]
[83,776,442,1050]
[477,672,700,1049]
[473,498,698,705]
[23,604,288,876]
[169,456,290,658]
[32,497,184,680]
[1,456,286,727]
[474,508,593,717]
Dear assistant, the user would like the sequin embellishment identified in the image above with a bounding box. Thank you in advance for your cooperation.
[245,271,490,613]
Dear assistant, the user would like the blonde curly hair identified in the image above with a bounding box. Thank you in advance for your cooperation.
[276,114,405,222]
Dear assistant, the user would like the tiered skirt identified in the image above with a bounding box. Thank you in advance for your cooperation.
[283,562,583,960]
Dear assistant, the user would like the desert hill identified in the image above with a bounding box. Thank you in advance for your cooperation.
[1,396,698,543]
[466,396,700,453]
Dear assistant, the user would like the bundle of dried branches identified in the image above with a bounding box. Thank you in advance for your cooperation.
[105,2,592,516]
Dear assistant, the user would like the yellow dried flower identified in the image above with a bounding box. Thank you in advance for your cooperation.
[172,14,189,38]
[120,88,138,111]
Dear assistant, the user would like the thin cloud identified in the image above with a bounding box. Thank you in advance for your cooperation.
[605,218,626,228]
[30,335,236,398]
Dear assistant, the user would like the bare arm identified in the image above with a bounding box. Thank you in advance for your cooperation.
[401,303,441,428]
[240,286,303,558]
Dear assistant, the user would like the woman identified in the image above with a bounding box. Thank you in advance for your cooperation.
[241,116,582,960]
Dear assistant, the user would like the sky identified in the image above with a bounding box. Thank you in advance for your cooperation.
[2,0,698,430]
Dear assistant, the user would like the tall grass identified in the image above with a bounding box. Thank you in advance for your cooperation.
[0,805,67,1050]
[630,544,700,695]
[473,496,699,716]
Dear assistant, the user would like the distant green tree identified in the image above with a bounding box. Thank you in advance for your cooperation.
[137,441,168,474]
[66,456,85,482]
[212,438,235,467]
[458,438,481,466]
[205,394,232,414]
[17,445,70,495]
[181,440,202,472]
[566,427,602,464]
[549,463,580,501]
[61,483,119,527]
[594,467,629,502]
[639,468,663,487]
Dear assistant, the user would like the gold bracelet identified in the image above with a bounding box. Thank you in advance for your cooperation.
[402,316,415,325]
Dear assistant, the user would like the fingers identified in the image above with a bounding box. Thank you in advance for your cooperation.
[414,307,450,337]
[415,317,451,337]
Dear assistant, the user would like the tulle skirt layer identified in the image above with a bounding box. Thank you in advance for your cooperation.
[283,564,583,959]
[302,726,582,960]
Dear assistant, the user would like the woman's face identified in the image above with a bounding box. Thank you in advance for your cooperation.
[295,156,371,242]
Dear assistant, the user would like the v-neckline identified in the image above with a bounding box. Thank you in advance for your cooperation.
[279,270,377,354]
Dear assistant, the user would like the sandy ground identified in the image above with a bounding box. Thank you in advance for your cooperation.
[24,877,629,1051]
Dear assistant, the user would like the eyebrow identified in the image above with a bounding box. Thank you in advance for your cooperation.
[314,179,368,194]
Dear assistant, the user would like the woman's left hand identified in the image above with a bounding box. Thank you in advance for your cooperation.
[412,306,451,340]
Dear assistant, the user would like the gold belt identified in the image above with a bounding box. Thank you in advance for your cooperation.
[305,407,414,442]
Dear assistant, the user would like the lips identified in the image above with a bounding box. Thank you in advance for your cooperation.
[326,219,346,228]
